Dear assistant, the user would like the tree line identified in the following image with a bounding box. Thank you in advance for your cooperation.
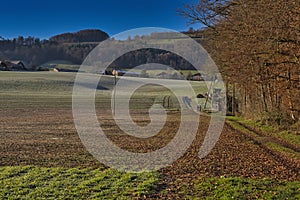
[180,0,300,128]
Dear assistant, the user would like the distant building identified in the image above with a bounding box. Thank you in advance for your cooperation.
[11,61,28,70]
[0,60,29,71]
[190,73,204,81]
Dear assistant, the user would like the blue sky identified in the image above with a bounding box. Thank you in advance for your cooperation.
[0,0,200,39]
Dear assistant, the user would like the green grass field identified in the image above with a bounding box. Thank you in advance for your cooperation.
[0,166,159,199]
[1,166,299,199]
[0,71,211,110]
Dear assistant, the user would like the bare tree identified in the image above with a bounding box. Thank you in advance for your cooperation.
[178,0,233,29]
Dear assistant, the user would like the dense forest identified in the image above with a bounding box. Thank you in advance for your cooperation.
[108,47,195,71]
[180,0,300,128]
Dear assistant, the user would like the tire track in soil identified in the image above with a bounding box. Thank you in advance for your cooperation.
[152,116,300,199]
[229,120,300,152]
[226,122,299,175]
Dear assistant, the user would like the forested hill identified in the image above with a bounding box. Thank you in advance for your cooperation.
[0,29,198,70]
[49,29,109,43]
[0,29,109,67]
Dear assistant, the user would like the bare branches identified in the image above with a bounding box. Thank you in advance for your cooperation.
[178,0,233,29]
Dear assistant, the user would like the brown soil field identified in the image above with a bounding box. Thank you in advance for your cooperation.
[0,107,299,198]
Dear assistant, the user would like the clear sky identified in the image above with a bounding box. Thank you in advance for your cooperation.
[0,0,200,39]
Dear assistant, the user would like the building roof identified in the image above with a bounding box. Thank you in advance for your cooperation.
[0,60,29,70]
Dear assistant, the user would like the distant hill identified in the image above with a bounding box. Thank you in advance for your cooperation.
[0,29,200,71]
[49,29,109,43]
[0,29,110,68]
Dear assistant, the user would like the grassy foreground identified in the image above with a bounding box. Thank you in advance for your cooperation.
[1,166,299,199]
[181,177,300,199]
[0,166,159,199]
